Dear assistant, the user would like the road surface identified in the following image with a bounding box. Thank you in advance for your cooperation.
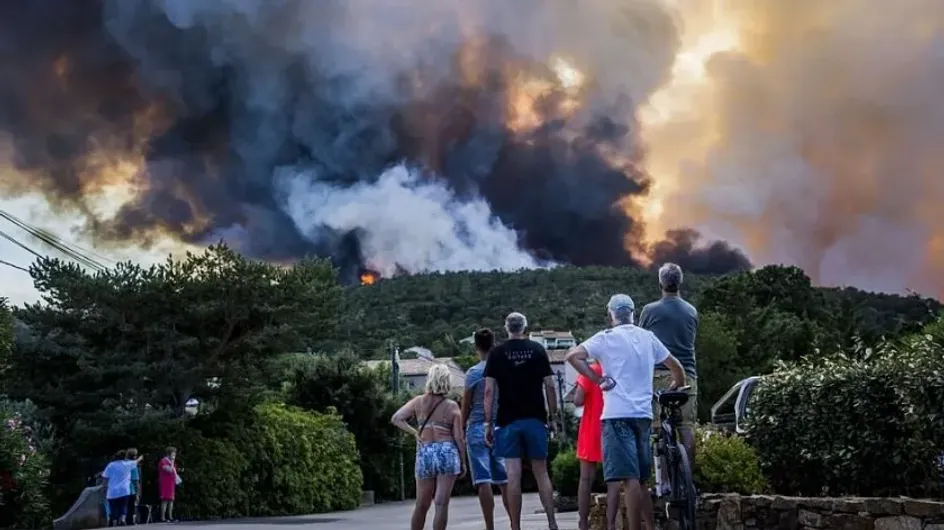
[176,494,579,530]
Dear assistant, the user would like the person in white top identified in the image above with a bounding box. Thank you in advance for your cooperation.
[566,294,686,530]
[101,450,144,526]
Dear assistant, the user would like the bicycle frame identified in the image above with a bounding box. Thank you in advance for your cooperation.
[652,397,683,498]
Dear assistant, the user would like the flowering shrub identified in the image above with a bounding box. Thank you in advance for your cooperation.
[0,415,51,529]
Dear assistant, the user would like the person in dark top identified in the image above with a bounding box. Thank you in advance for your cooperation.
[483,312,559,530]
[638,262,699,461]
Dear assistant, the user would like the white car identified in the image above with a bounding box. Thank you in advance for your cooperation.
[710,376,760,434]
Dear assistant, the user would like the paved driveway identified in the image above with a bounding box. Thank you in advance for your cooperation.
[176,494,578,530]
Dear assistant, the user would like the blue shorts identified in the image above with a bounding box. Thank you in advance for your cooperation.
[415,441,461,479]
[467,423,508,486]
[495,418,549,460]
[602,418,652,482]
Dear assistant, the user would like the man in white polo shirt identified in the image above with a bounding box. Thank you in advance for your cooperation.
[566,294,686,530]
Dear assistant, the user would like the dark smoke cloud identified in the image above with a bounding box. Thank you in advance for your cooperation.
[0,0,750,281]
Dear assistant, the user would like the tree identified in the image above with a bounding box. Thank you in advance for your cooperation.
[3,245,341,507]
[285,352,405,500]
[0,298,12,377]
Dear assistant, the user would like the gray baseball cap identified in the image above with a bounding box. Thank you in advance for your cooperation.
[607,294,635,312]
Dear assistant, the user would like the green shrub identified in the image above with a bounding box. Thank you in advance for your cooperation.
[694,427,766,494]
[172,436,249,520]
[0,416,50,529]
[747,332,944,497]
[247,403,362,515]
[551,450,580,497]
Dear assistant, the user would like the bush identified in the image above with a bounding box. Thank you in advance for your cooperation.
[171,435,249,520]
[748,332,944,497]
[694,427,766,494]
[551,450,580,497]
[245,403,362,515]
[0,416,50,529]
[286,353,402,501]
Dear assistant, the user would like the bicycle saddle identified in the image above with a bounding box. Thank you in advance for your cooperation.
[657,386,691,407]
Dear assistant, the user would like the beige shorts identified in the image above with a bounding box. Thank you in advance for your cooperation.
[651,371,697,429]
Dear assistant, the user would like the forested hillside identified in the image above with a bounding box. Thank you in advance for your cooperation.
[332,265,940,357]
[328,265,941,419]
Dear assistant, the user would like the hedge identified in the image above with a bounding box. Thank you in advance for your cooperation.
[748,332,944,497]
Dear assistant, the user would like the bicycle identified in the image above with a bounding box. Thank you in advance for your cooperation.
[651,386,697,530]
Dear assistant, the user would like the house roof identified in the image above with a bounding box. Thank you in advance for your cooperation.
[547,349,569,364]
[530,330,575,339]
[364,357,466,388]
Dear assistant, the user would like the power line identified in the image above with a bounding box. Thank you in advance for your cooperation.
[0,209,108,271]
[0,258,29,273]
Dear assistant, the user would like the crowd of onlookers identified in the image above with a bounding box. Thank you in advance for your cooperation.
[99,447,181,526]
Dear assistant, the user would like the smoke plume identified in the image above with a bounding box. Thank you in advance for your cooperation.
[0,0,751,283]
[642,0,944,297]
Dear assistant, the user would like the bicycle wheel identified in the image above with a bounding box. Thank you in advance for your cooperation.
[669,445,697,530]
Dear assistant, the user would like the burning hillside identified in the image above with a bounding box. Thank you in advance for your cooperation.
[1,0,943,296]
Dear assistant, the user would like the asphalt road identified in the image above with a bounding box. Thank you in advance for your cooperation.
[175,494,579,530]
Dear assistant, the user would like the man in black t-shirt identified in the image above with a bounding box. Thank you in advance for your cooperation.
[483,312,559,530]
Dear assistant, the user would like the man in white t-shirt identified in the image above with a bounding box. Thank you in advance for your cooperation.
[566,294,686,530]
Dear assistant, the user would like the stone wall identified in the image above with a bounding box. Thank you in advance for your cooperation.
[589,493,944,530]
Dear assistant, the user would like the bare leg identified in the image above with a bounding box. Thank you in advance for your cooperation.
[505,458,523,530]
[578,460,596,530]
[639,482,655,530]
[477,483,496,530]
[531,459,559,530]
[433,474,457,530]
[411,478,435,530]
[159,501,168,522]
[167,501,174,522]
[605,481,622,530]
[497,483,510,519]
[624,480,643,530]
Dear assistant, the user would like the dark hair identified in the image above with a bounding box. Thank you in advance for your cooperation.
[126,448,138,459]
[115,450,127,460]
[165,446,177,456]
[473,328,494,353]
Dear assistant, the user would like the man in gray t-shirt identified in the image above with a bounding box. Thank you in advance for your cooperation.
[638,262,699,460]
[461,329,508,530]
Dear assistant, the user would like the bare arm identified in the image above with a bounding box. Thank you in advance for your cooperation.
[451,404,466,475]
[566,345,602,384]
[664,354,686,389]
[574,385,586,407]
[391,396,421,439]
[483,378,496,424]
[461,388,473,429]
[544,376,558,417]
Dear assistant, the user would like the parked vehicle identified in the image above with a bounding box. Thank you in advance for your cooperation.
[709,377,760,434]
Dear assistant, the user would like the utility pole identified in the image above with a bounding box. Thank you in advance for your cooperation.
[390,341,405,501]
[555,371,568,443]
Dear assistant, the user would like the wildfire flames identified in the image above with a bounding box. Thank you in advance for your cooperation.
[1,0,943,298]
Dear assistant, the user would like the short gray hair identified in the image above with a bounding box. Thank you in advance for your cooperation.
[505,312,528,334]
[658,263,683,293]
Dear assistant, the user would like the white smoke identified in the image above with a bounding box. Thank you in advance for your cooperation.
[276,164,543,276]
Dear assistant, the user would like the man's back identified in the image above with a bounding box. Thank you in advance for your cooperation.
[581,325,669,420]
[639,296,698,378]
[465,361,497,424]
[484,338,552,426]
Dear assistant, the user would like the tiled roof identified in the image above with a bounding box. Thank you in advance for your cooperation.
[547,349,569,363]
[364,357,466,387]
